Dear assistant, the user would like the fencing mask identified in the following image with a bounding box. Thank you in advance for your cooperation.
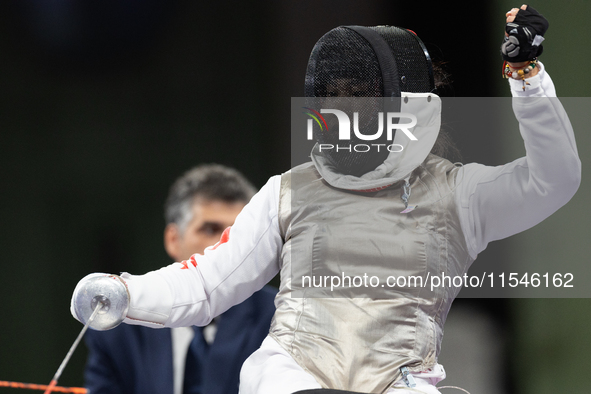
[305,26,434,177]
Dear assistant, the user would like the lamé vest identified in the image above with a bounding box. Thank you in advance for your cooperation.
[269,154,473,393]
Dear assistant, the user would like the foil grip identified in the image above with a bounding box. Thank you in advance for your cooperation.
[72,274,129,331]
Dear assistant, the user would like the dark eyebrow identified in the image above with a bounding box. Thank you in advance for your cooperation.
[198,221,225,231]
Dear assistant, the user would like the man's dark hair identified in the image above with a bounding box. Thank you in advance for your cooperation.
[164,164,257,232]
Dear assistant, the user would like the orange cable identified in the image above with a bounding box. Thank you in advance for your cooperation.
[0,380,86,393]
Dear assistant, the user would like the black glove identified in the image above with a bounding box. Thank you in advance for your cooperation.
[501,5,549,62]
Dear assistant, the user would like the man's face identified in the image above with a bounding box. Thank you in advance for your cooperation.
[164,199,245,261]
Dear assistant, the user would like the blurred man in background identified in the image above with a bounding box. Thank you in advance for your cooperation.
[84,164,277,394]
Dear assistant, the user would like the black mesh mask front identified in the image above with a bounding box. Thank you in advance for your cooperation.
[305,26,434,177]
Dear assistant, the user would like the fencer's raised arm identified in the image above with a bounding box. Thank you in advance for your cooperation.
[452,5,580,258]
[456,63,580,259]
[72,176,283,328]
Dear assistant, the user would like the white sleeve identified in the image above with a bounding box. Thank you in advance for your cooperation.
[121,175,283,328]
[456,63,581,258]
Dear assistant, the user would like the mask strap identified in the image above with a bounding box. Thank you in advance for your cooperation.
[342,25,402,104]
